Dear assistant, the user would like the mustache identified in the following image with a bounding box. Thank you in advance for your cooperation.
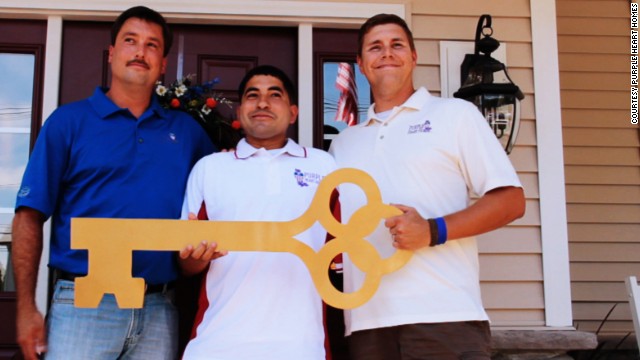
[126,59,149,68]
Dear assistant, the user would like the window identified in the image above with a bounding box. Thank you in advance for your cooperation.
[321,61,370,150]
[0,52,38,291]
[313,29,372,150]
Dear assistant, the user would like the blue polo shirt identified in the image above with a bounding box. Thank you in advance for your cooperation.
[16,87,215,284]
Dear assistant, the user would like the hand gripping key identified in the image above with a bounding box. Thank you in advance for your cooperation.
[71,168,413,309]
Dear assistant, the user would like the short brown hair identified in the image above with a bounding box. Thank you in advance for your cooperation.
[111,6,173,57]
[358,13,415,57]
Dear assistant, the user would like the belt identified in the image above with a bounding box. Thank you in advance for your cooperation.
[55,269,173,294]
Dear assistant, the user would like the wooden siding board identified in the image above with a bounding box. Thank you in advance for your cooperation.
[412,0,530,17]
[562,109,633,128]
[506,43,533,68]
[413,65,439,91]
[508,68,534,95]
[565,165,640,185]
[557,17,628,36]
[564,147,640,166]
[571,263,640,282]
[566,184,640,204]
[478,227,542,254]
[562,128,640,147]
[488,319,546,327]
[557,35,628,55]
[508,147,538,172]
[561,90,628,109]
[515,120,537,147]
[518,172,539,198]
[570,243,640,262]
[572,282,629,302]
[559,54,628,73]
[573,302,634,322]
[568,223,640,243]
[414,40,439,65]
[481,282,545,308]
[566,203,640,223]
[512,200,540,226]
[519,95,535,120]
[559,72,627,91]
[556,1,629,18]
[412,15,531,42]
[486,310,545,324]
[479,254,543,281]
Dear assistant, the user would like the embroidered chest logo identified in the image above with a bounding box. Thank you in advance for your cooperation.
[407,120,432,134]
[168,132,177,142]
[294,168,323,187]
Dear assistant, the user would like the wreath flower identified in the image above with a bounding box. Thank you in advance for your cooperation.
[155,74,242,149]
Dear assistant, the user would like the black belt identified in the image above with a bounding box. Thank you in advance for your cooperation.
[55,269,173,294]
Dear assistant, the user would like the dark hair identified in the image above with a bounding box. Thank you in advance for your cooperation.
[237,65,297,105]
[357,13,415,57]
[111,6,173,57]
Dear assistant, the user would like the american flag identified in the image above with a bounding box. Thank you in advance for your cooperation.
[334,62,358,126]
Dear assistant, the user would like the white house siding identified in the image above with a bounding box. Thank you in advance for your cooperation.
[557,0,640,342]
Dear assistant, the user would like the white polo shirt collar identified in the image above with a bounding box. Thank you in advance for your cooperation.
[361,87,430,126]
[234,138,307,159]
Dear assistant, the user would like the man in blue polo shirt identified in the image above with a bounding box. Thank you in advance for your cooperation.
[11,6,214,360]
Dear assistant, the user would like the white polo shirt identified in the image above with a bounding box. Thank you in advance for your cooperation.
[181,138,336,360]
[329,87,522,335]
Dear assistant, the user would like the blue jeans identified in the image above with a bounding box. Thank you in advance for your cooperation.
[44,279,178,360]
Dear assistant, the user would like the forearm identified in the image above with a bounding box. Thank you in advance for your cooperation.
[12,208,46,312]
[444,186,525,241]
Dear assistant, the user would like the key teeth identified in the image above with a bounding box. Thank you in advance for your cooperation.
[74,276,145,309]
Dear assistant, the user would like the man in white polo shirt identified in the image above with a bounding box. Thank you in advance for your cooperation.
[178,65,336,360]
[329,14,526,359]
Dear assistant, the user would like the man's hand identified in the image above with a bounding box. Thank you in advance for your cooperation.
[179,240,228,263]
[178,212,228,276]
[384,204,431,250]
[16,305,47,360]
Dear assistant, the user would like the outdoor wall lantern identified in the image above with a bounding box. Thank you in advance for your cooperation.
[453,14,524,154]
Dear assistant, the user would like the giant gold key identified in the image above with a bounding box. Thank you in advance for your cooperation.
[71,168,413,309]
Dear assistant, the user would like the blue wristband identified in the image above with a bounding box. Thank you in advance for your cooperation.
[434,217,447,245]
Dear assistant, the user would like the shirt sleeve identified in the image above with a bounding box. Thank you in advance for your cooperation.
[456,101,522,197]
[181,157,208,220]
[15,110,71,218]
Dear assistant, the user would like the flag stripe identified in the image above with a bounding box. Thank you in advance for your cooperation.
[334,63,358,126]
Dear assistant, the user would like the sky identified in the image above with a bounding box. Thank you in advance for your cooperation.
[0,53,34,218]
[322,62,370,132]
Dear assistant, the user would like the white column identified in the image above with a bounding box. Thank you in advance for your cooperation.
[297,23,313,147]
[530,0,573,327]
[36,15,64,313]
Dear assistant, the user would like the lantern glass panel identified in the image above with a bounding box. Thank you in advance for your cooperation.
[475,93,519,152]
